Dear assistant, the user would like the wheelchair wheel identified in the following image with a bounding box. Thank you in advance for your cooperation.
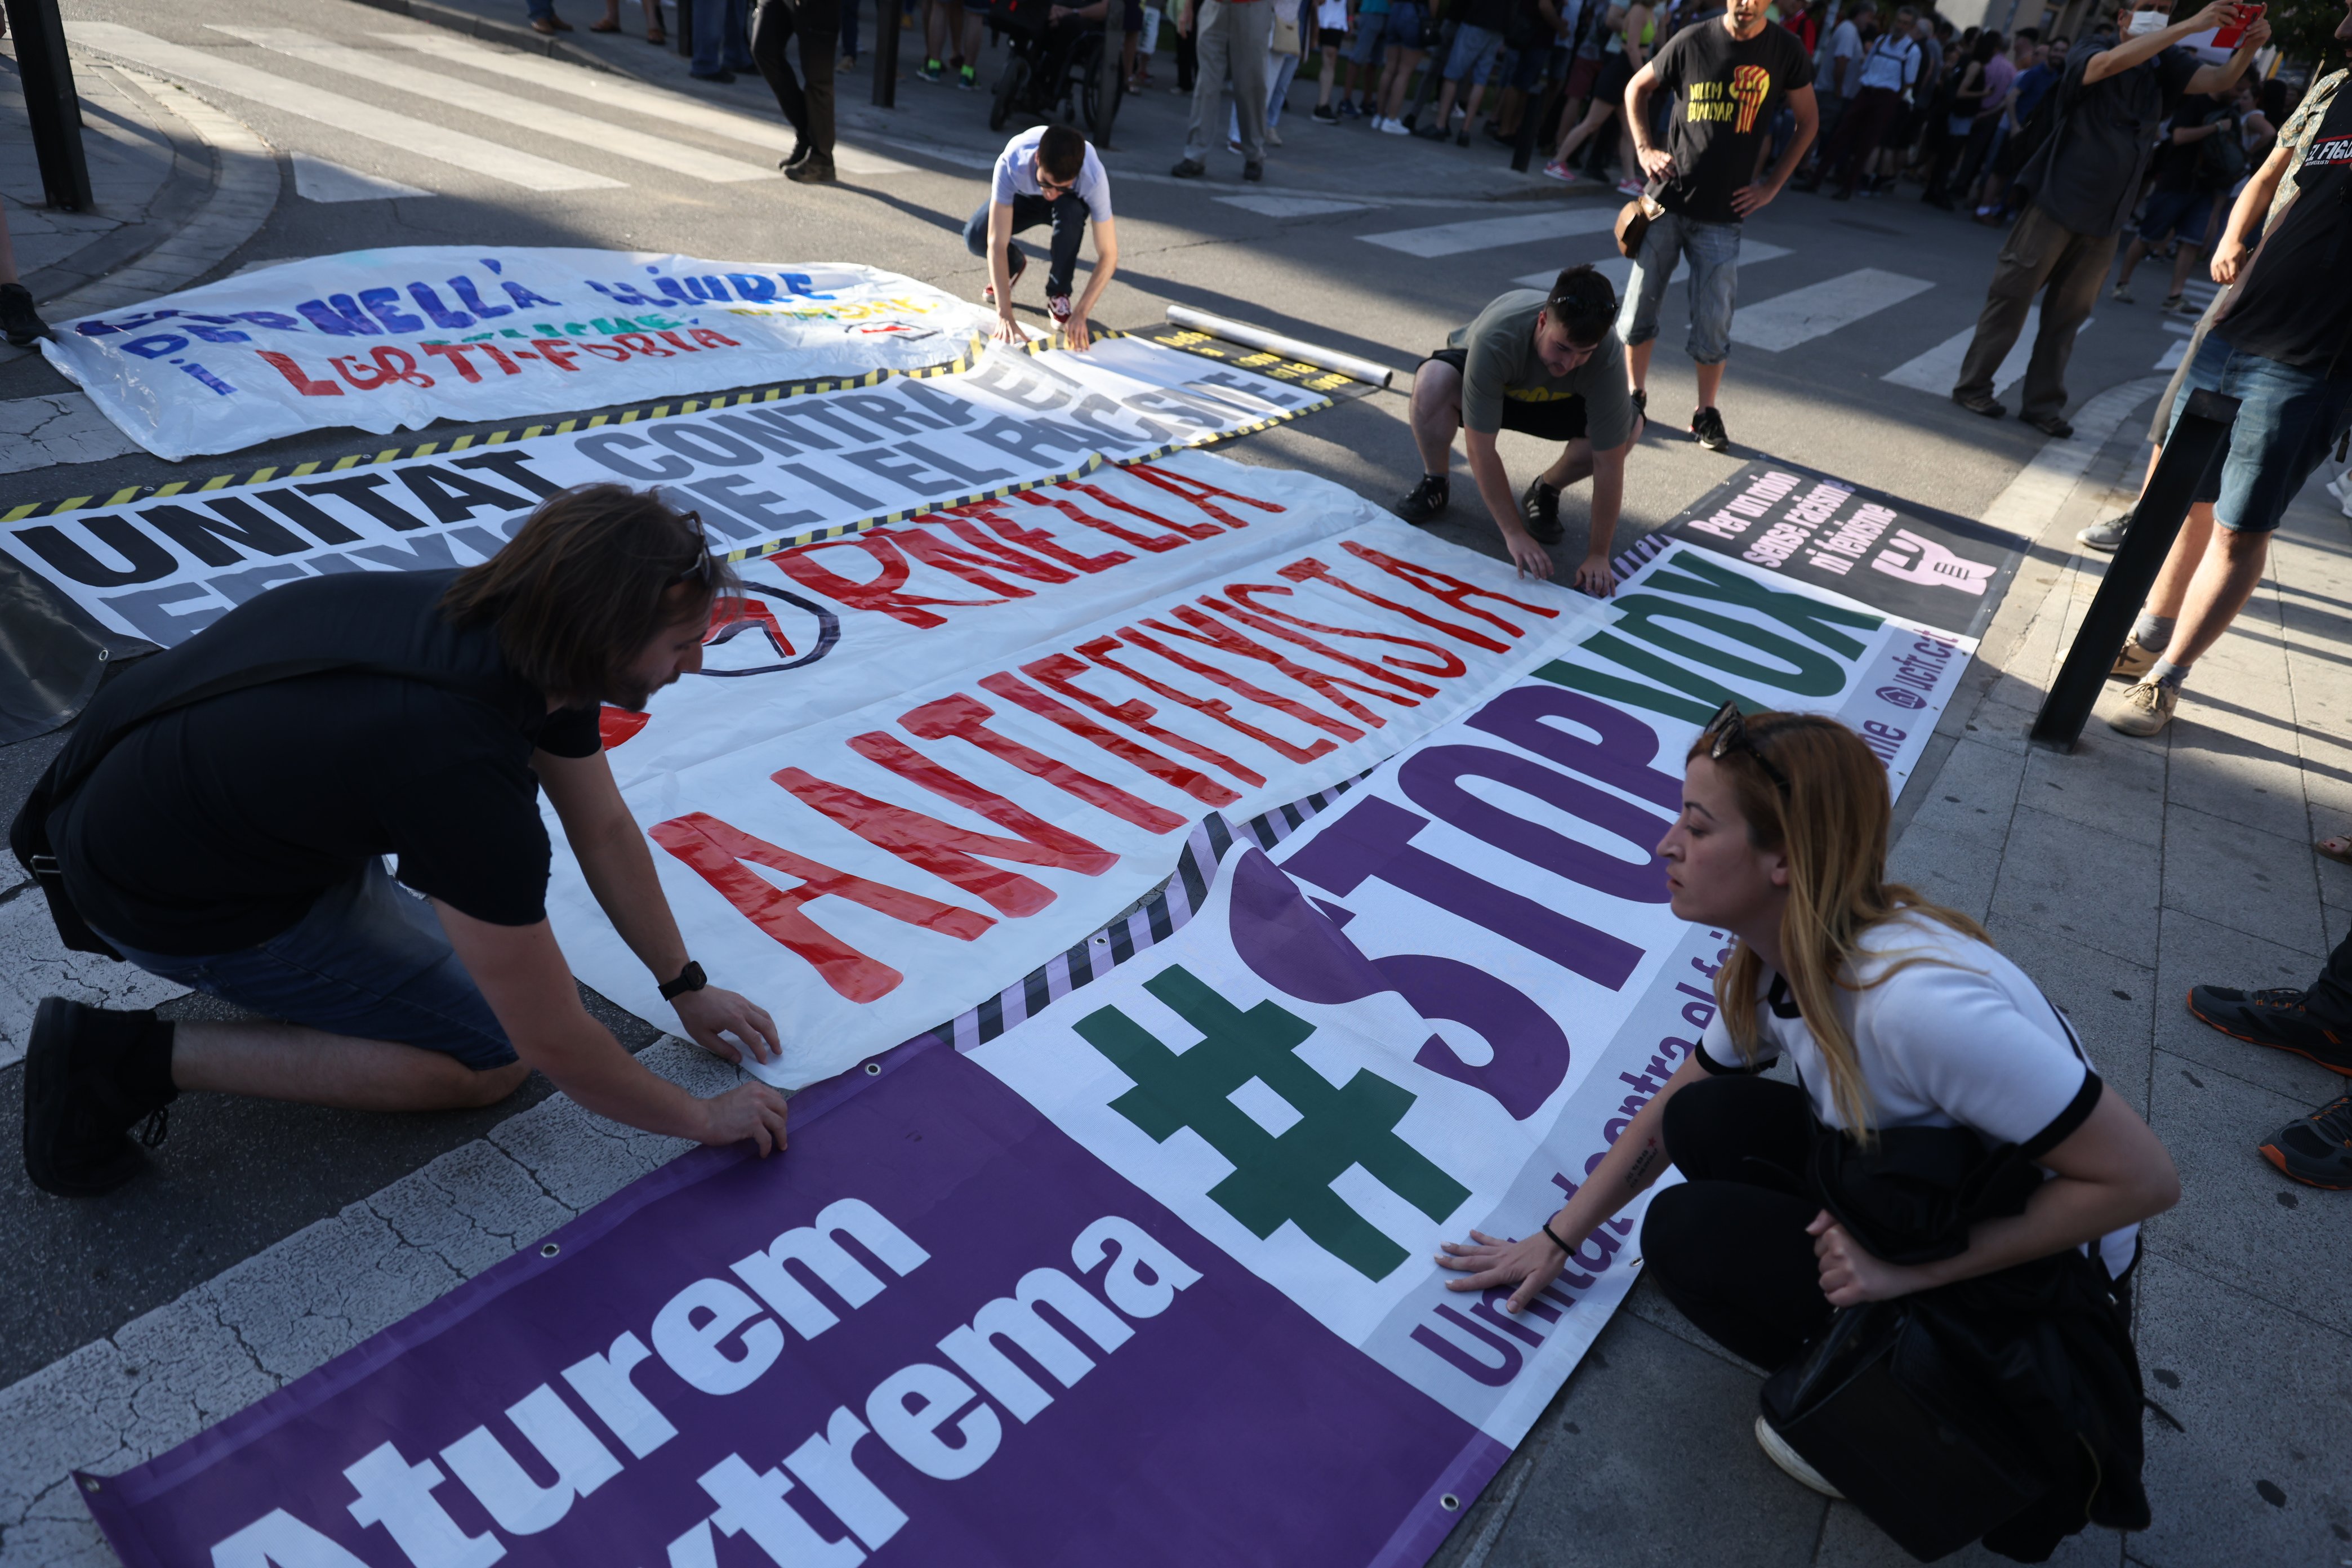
[990,56,1031,131]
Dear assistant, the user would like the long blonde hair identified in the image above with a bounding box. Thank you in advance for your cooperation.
[1695,713,1986,1138]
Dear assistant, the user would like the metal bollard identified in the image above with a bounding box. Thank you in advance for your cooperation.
[6,0,93,212]
[872,0,901,105]
[2028,386,2240,750]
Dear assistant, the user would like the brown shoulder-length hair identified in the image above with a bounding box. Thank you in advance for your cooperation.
[440,483,738,707]
[1696,712,1988,1139]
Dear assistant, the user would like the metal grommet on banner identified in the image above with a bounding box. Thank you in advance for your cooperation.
[1440,1494,1460,1512]
[540,1242,561,1258]
[82,1478,102,1494]
[865,1062,883,1076]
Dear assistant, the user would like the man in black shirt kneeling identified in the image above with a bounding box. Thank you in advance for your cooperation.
[13,485,792,1196]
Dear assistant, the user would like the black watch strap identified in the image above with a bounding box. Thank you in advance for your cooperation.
[659,960,708,1001]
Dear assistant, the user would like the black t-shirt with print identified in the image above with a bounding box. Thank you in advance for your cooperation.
[2216,87,2352,375]
[1649,17,1814,224]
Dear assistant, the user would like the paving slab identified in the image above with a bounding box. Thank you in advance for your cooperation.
[2140,1048,2352,1340]
[2159,803,2328,958]
[2128,1254,2352,1568]
[1987,805,2161,966]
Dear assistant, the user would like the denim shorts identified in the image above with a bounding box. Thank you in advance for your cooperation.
[1445,21,1504,83]
[1616,210,1743,364]
[1383,1,1426,50]
[103,859,518,1070]
[2166,332,2352,536]
[2137,185,2215,247]
[1348,17,1388,62]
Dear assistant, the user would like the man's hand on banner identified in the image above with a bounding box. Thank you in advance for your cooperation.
[1435,1227,1573,1313]
[1504,529,1558,581]
[994,310,1032,346]
[674,985,783,1066]
[1573,550,1618,598]
[1063,313,1094,353]
[700,1081,794,1155]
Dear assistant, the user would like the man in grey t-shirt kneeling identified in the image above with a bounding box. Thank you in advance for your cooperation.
[1397,266,1635,592]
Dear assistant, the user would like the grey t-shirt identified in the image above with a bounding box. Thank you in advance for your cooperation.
[1445,291,1634,446]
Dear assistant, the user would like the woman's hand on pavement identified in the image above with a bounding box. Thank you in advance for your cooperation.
[700,1081,792,1156]
[1808,1209,1926,1306]
[674,985,781,1066]
[1436,1228,1572,1313]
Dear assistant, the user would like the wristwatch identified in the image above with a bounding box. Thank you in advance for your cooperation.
[659,960,708,1001]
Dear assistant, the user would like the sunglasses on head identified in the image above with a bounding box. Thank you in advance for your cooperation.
[1704,700,1792,798]
[664,511,715,589]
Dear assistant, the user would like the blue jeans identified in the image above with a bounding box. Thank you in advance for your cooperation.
[103,861,516,1070]
[1444,21,1503,83]
[526,0,556,19]
[2167,332,2352,537]
[695,0,758,73]
[1618,210,1742,366]
[966,192,1090,299]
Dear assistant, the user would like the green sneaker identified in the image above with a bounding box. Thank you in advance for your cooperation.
[958,63,979,90]
[917,57,945,82]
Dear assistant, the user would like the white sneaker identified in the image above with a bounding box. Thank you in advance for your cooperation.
[1754,1416,1844,1499]
[2075,513,2128,553]
[1267,126,1283,147]
[1377,117,1409,136]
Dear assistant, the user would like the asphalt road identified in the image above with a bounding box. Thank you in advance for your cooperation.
[0,0,2194,1407]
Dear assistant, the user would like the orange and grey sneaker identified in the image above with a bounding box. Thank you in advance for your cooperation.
[2186,984,2352,1075]
[2258,1091,2352,1190]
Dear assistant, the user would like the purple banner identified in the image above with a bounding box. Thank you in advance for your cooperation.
[84,1043,1493,1568]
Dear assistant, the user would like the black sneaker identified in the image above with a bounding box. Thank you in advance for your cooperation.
[1691,405,1729,452]
[785,155,836,184]
[780,138,812,170]
[0,282,47,349]
[1311,104,1339,124]
[1242,161,1264,182]
[2186,985,2352,1074]
[1520,475,1562,544]
[1171,157,1207,178]
[2259,1092,2352,1190]
[1396,473,1450,524]
[23,999,179,1198]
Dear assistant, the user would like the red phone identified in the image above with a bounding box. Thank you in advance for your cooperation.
[2211,3,2262,49]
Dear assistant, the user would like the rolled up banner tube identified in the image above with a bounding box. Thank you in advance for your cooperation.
[1164,305,1399,389]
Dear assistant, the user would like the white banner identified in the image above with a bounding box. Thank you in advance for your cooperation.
[968,538,1979,1442]
[39,249,995,460]
[549,467,1611,1086]
[2,337,1334,648]
[559,460,1979,1093]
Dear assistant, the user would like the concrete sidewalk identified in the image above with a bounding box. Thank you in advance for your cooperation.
[1427,382,2352,1568]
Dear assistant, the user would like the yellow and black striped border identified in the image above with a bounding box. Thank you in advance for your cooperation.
[2,329,1367,540]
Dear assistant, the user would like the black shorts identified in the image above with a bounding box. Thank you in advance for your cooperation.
[1426,348,1589,442]
[1594,51,1634,108]
[1318,24,1346,46]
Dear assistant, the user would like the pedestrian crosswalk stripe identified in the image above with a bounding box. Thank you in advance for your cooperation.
[1731,267,1934,351]
[1514,242,1791,293]
[377,30,916,176]
[1357,207,1622,257]
[69,21,623,191]
[2154,338,2188,372]
[288,150,434,203]
[1881,307,2099,398]
[1219,195,1376,217]
[212,25,775,185]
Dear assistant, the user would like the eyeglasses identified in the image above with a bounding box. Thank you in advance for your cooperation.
[1704,700,1792,798]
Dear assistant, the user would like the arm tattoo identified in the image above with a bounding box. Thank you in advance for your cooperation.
[1625,1138,1660,1191]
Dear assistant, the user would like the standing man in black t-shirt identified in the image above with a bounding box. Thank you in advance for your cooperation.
[2102,60,2352,739]
[1616,0,1816,453]
[1950,0,2268,436]
[14,487,794,1197]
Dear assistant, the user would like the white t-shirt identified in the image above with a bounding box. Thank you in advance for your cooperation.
[990,128,1114,224]
[1820,19,1863,95]
[1696,912,2137,1278]
[1855,34,1919,93]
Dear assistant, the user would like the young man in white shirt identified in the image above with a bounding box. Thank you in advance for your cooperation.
[964,124,1120,350]
[1796,2,1917,197]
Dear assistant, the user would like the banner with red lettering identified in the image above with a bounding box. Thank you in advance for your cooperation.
[39,251,996,461]
[554,457,1978,1090]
